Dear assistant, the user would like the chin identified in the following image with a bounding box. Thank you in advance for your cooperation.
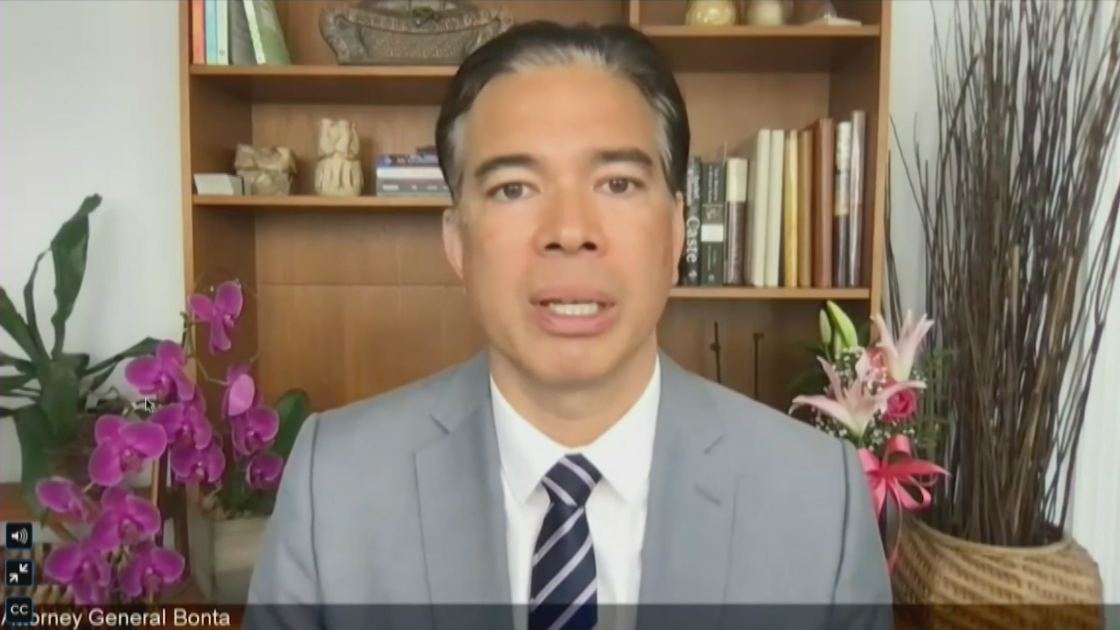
[520,337,634,388]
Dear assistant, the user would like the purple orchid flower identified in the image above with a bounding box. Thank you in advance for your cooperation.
[231,407,279,456]
[88,415,169,487]
[119,541,185,599]
[35,477,97,523]
[222,363,260,419]
[189,280,243,354]
[88,486,162,552]
[169,438,226,484]
[246,452,284,490]
[124,341,195,402]
[43,539,112,605]
[150,402,213,450]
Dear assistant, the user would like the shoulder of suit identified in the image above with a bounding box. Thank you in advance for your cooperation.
[685,370,848,461]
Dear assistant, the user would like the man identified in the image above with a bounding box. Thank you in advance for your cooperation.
[246,20,892,630]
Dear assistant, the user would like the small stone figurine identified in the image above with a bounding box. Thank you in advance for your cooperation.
[314,118,363,197]
[233,145,297,195]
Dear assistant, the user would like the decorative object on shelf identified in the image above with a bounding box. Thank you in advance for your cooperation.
[319,0,514,66]
[194,173,245,196]
[0,194,161,519]
[234,144,296,195]
[790,0,860,26]
[743,0,786,26]
[888,0,1117,624]
[789,301,951,569]
[685,0,737,26]
[314,118,364,197]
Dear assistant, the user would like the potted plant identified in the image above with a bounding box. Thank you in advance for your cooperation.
[790,301,951,569]
[1,194,160,516]
[124,278,311,603]
[889,0,1118,627]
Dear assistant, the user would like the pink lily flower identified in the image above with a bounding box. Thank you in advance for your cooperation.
[790,352,926,439]
[871,310,934,382]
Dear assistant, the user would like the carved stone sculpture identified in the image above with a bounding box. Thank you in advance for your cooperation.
[314,119,364,197]
[233,145,297,196]
[319,0,514,65]
[685,0,737,26]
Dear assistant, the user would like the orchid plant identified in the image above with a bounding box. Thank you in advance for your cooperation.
[789,301,951,568]
[31,279,310,605]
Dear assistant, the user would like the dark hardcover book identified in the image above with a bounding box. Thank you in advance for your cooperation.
[724,157,748,286]
[700,160,727,285]
[377,153,440,166]
[681,156,703,286]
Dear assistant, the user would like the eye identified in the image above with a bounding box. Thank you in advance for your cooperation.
[600,177,644,195]
[487,182,530,201]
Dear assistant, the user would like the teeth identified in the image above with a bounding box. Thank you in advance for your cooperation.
[546,301,601,317]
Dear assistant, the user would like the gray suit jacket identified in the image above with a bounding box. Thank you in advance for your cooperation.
[246,351,893,630]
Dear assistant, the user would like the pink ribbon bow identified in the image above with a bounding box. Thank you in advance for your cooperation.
[858,435,949,570]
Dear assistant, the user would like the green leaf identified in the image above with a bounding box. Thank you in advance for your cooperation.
[83,337,161,376]
[0,352,35,374]
[271,388,311,459]
[36,355,81,441]
[788,369,828,397]
[0,373,35,395]
[50,194,101,357]
[22,251,49,360]
[12,405,55,519]
[1,287,43,364]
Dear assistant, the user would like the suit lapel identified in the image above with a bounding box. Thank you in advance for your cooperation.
[415,353,514,630]
[637,354,739,630]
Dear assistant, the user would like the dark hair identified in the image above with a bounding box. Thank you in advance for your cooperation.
[434,20,690,199]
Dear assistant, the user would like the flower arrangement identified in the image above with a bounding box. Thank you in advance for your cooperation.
[31,279,310,605]
[790,301,950,567]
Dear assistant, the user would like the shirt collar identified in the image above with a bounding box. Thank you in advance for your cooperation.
[491,357,661,506]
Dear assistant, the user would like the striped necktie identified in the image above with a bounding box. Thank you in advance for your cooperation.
[529,453,603,630]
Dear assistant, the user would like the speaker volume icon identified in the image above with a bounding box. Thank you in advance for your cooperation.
[5,523,33,550]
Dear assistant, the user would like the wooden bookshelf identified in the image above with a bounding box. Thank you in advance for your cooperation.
[178,0,891,412]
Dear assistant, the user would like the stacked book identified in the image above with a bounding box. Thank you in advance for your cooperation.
[374,153,450,197]
[678,110,867,289]
[191,0,290,65]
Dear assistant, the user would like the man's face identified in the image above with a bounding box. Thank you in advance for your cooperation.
[443,64,685,388]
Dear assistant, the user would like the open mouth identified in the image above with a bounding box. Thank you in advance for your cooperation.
[539,300,606,317]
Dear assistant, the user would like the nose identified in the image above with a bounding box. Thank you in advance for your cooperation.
[533,185,606,256]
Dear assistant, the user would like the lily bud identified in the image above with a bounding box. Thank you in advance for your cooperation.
[819,309,832,347]
[826,300,859,349]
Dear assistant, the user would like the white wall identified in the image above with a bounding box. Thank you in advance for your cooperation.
[0,0,183,479]
[0,0,1116,603]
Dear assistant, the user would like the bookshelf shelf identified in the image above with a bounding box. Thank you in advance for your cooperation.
[193,195,451,211]
[179,0,892,412]
[642,24,880,72]
[669,287,870,300]
[189,64,457,105]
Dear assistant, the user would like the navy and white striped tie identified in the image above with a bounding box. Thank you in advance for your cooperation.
[529,453,602,630]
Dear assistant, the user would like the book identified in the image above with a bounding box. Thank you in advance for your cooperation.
[797,128,814,289]
[833,121,853,287]
[215,0,230,64]
[724,157,749,286]
[700,160,727,286]
[681,156,703,286]
[243,0,290,65]
[782,132,799,288]
[810,118,835,288]
[764,131,785,288]
[191,0,206,64]
[743,131,771,287]
[205,0,219,64]
[847,110,866,287]
[228,0,257,65]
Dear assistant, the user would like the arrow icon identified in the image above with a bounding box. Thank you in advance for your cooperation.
[7,572,16,584]
[4,560,33,587]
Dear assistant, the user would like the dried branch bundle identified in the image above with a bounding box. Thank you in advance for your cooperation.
[895,0,1120,547]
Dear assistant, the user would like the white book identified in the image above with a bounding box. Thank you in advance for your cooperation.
[744,131,771,287]
[215,0,230,65]
[764,130,786,288]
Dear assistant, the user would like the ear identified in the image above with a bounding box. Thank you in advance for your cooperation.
[442,207,465,281]
[670,190,685,285]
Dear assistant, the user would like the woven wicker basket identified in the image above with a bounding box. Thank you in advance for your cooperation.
[892,516,1104,630]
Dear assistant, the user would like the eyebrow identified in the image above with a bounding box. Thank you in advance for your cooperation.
[471,147,657,183]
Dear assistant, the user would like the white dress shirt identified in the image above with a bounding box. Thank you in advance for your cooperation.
[491,357,660,630]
